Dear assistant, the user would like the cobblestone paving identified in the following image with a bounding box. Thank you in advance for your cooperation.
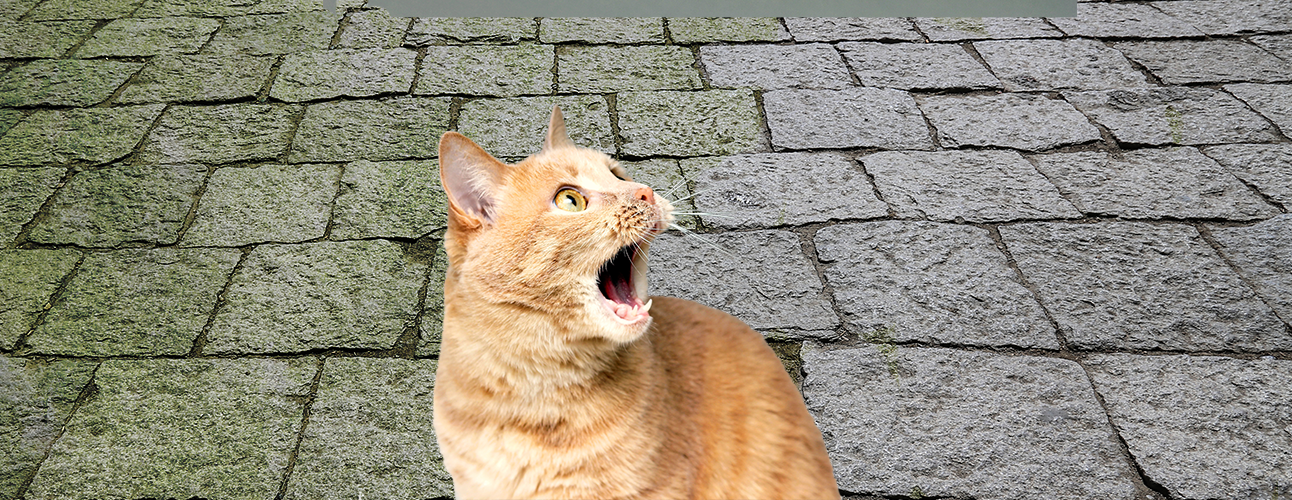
[0,2,1289,499]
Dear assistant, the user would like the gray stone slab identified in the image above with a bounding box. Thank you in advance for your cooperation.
[0,249,79,350]
[0,59,142,107]
[0,104,165,166]
[204,11,341,55]
[1085,354,1292,500]
[28,248,240,356]
[1154,0,1292,35]
[134,0,323,17]
[1114,40,1292,84]
[623,158,698,229]
[182,163,340,247]
[1047,2,1205,38]
[764,88,932,150]
[458,95,612,157]
[919,93,1100,151]
[1211,215,1292,324]
[0,108,19,135]
[1000,222,1288,351]
[332,159,447,240]
[784,17,921,42]
[285,358,453,499]
[0,356,96,499]
[290,97,451,163]
[618,90,763,157]
[649,230,838,333]
[538,17,664,43]
[0,0,40,19]
[116,53,277,104]
[667,17,789,43]
[28,164,207,247]
[1226,83,1292,136]
[862,150,1080,223]
[682,152,887,229]
[206,240,424,354]
[416,244,447,357]
[271,47,417,102]
[1032,148,1279,220]
[838,42,999,91]
[975,38,1148,91]
[558,45,701,93]
[0,167,62,245]
[1203,143,1292,208]
[699,43,850,90]
[140,103,300,165]
[26,358,315,500]
[0,20,95,58]
[802,345,1135,499]
[416,44,554,97]
[337,8,408,48]
[22,0,141,20]
[406,17,535,45]
[1065,87,1281,146]
[913,17,1063,41]
[74,17,220,57]
[1250,34,1292,61]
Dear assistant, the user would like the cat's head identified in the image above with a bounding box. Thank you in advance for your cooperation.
[439,107,673,343]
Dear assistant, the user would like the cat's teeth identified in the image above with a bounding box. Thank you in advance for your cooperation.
[642,299,653,312]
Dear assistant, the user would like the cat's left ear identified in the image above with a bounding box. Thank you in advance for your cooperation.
[542,106,575,152]
[440,132,508,228]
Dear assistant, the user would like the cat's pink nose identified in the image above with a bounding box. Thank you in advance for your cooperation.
[633,187,655,204]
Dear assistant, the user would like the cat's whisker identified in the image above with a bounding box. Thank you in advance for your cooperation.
[668,212,735,219]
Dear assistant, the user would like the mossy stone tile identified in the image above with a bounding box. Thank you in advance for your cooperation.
[204,11,340,55]
[558,45,702,93]
[0,0,41,19]
[134,0,324,17]
[26,358,316,500]
[667,17,788,43]
[0,356,96,498]
[23,0,143,21]
[285,358,453,499]
[0,104,165,166]
[0,59,143,107]
[416,246,447,357]
[0,249,80,350]
[0,20,96,58]
[332,159,446,240]
[337,8,408,48]
[271,47,417,102]
[28,164,206,247]
[0,166,62,244]
[0,108,20,134]
[74,17,220,57]
[416,44,554,97]
[913,17,1063,41]
[117,53,276,104]
[182,164,339,247]
[539,17,664,43]
[406,17,536,45]
[619,90,763,157]
[140,103,300,164]
[28,248,240,356]
[457,95,612,157]
[291,97,451,162]
[207,240,425,354]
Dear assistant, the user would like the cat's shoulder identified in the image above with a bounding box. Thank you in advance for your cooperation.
[645,296,772,359]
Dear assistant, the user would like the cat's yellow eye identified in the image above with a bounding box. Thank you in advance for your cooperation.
[554,188,587,212]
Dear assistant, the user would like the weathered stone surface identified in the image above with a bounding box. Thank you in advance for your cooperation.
[802,345,1135,499]
[817,222,1057,349]
[74,17,220,57]
[623,158,698,228]
[458,95,612,157]
[134,0,323,17]
[207,240,425,354]
[29,248,239,356]
[1085,354,1292,499]
[683,152,887,229]
[1065,87,1280,146]
[332,159,447,240]
[1210,215,1292,323]
[23,0,141,20]
[271,48,417,102]
[764,88,932,150]
[914,17,1063,41]
[559,45,702,93]
[1226,83,1292,136]
[1032,148,1278,220]
[699,44,848,91]
[649,230,838,333]
[29,164,206,247]
[27,358,315,500]
[204,11,340,55]
[0,167,62,244]
[417,44,554,96]
[975,39,1148,91]
[0,20,95,58]
[182,164,339,247]
[285,358,453,499]
[337,8,408,48]
[1154,0,1292,35]
[0,108,19,135]
[862,150,1080,223]
[141,103,299,164]
[0,357,96,499]
[117,53,276,104]
[0,104,165,166]
[416,245,447,357]
[1250,33,1292,61]
[1203,143,1292,208]
[290,97,451,162]
[539,17,664,43]
[0,0,39,19]
[619,90,765,157]
[0,59,142,107]
[667,17,788,43]
[1047,2,1204,38]
[784,17,921,42]
[838,42,999,90]
[406,17,535,45]
[0,249,79,350]
[919,93,1101,151]
[1114,40,1292,84]
[1000,222,1288,351]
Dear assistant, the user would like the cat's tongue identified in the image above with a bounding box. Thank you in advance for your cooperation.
[610,299,653,323]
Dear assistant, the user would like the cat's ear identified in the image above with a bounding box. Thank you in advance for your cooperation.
[440,132,507,228]
[542,106,575,152]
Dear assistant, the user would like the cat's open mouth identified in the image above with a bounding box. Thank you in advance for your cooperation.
[596,243,651,325]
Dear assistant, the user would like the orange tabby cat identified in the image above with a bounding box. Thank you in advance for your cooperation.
[433,107,839,500]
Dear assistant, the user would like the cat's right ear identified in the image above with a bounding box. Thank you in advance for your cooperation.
[440,132,507,229]
[542,106,575,152]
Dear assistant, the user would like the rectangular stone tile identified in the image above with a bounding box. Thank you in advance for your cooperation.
[1250,33,1292,61]
[784,17,921,42]
[134,0,324,17]
[0,356,96,499]
[0,249,79,350]
[29,164,206,247]
[1226,83,1292,137]
[622,158,698,229]
[975,39,1148,91]
[538,17,664,43]
[683,152,887,229]
[290,97,451,162]
[416,44,554,97]
[919,93,1101,152]
[914,17,1063,41]
[337,8,408,48]
[1210,215,1292,324]
[1153,0,1292,35]
[0,167,62,244]
[802,345,1135,499]
[332,159,447,240]
[0,59,143,107]
[285,358,453,499]
[700,43,850,90]
[457,95,612,157]
[817,222,1058,349]
[1114,40,1292,84]
[1032,148,1278,220]
[181,164,339,247]
[619,90,764,157]
[1065,87,1281,147]
[559,45,702,93]
[0,104,165,166]
[667,17,788,43]
[26,358,316,500]
[140,103,300,164]
[416,244,447,357]
[1203,143,1292,208]
[1000,222,1288,351]
[74,17,220,57]
[23,0,142,20]
[838,42,999,91]
[207,240,425,353]
[116,53,276,104]
[271,47,417,102]
[0,20,95,58]
[764,88,932,150]
[1047,2,1204,38]
[204,11,341,55]
[406,17,535,45]
[1085,354,1292,499]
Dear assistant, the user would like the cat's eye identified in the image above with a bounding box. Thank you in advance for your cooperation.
[554,188,587,212]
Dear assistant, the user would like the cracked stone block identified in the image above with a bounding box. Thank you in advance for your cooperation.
[1086,354,1292,499]
[28,164,207,247]
[0,109,19,135]
[559,45,702,93]
[416,44,554,97]
[1065,87,1280,147]
[0,167,62,244]
[764,88,932,150]
[784,17,921,42]
[134,0,323,17]
[285,358,453,499]
[817,222,1058,349]
[458,95,612,158]
[1047,2,1204,38]
[683,152,887,229]
[622,158,698,229]
[1154,0,1292,35]
[1000,222,1288,351]
[332,159,447,240]
[0,0,40,19]
[619,90,762,157]
[914,17,1063,41]
[1114,40,1292,84]
[271,47,417,102]
[290,97,451,162]
[1250,34,1292,61]
[1210,215,1292,324]
[23,0,142,20]
[649,230,837,334]
[1203,143,1292,208]
[416,244,447,357]
[75,17,220,57]
[204,11,340,55]
[1032,148,1278,220]
[140,103,300,164]
[0,20,95,58]
[838,42,999,91]
[862,150,1080,223]
[28,248,239,356]
[182,163,339,247]
[0,249,79,350]
[919,93,1101,152]
[406,17,535,45]
[538,17,663,43]
[117,53,276,104]
[975,39,1148,91]
[699,43,849,90]
[0,356,96,499]
[1226,83,1292,136]
[0,104,165,167]
[667,17,788,43]
[0,59,142,107]
[338,8,408,48]
[802,345,1135,499]
[26,358,315,500]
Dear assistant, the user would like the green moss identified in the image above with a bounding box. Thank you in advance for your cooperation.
[935,17,990,36]
[862,325,901,382]
[1165,105,1185,144]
